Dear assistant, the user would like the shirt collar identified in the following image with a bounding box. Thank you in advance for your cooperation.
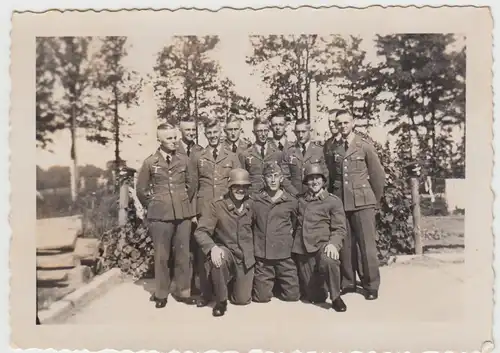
[305,188,327,201]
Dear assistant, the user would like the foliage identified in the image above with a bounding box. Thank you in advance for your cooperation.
[420,195,449,217]
[93,36,144,161]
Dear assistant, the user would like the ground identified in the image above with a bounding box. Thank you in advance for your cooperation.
[62,256,465,351]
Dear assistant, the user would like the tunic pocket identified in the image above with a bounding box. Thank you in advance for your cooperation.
[352,181,376,207]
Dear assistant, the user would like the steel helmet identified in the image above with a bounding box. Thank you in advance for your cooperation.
[303,163,327,184]
[228,168,251,187]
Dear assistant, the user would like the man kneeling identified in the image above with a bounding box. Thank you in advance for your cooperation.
[194,168,255,317]
[251,162,300,303]
[293,163,348,312]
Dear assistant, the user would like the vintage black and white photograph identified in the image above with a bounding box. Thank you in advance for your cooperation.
[9,6,493,352]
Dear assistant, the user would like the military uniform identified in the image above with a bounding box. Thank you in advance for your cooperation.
[292,189,347,303]
[268,137,292,152]
[323,135,342,193]
[136,148,196,300]
[280,141,329,196]
[251,189,300,303]
[193,195,255,305]
[327,133,385,294]
[239,142,282,195]
[223,138,252,158]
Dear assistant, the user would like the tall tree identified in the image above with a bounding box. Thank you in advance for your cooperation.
[320,35,385,130]
[246,35,338,121]
[212,77,256,121]
[36,37,64,150]
[153,35,221,130]
[94,36,144,164]
[376,34,466,178]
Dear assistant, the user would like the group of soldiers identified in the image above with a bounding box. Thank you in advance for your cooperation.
[136,110,386,317]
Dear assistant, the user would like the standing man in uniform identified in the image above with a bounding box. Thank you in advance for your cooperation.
[194,168,255,317]
[269,114,292,151]
[292,163,348,312]
[191,117,241,307]
[136,123,198,308]
[223,115,252,157]
[178,119,203,159]
[251,162,300,303]
[323,113,343,193]
[330,110,385,300]
[240,117,282,195]
[280,119,329,196]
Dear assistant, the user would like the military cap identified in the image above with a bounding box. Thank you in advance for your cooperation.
[262,161,282,176]
[303,163,327,184]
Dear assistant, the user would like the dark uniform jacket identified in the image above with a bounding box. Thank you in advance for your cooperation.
[280,141,329,196]
[251,190,298,260]
[292,189,347,255]
[327,133,385,212]
[178,141,204,212]
[136,149,196,221]
[193,195,255,270]
[191,145,241,216]
[239,142,282,195]
[223,138,252,158]
[323,135,342,193]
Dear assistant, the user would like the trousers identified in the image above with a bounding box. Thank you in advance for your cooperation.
[252,257,300,302]
[208,246,255,305]
[340,207,380,291]
[149,219,191,299]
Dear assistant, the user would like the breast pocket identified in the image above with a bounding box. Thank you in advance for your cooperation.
[352,180,376,207]
[349,154,367,173]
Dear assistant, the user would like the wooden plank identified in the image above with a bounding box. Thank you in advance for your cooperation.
[37,269,70,282]
[74,238,100,266]
[36,215,83,251]
[37,252,79,270]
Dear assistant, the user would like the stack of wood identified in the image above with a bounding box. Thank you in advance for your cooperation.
[36,215,101,309]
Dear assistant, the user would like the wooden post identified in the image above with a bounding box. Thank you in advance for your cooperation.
[118,176,129,227]
[410,177,423,254]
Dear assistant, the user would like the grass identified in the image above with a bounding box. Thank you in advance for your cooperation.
[420,215,464,253]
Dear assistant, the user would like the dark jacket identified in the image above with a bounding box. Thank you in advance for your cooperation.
[251,190,298,260]
[136,149,196,221]
[292,189,347,255]
[327,134,385,211]
[193,195,255,270]
[191,145,241,216]
[280,141,329,196]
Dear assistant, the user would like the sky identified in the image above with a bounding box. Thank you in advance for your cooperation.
[36,34,465,171]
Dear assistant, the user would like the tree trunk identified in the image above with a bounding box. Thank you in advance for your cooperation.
[69,103,79,202]
[114,85,120,162]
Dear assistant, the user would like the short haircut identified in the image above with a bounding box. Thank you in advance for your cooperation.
[294,118,310,129]
[270,114,287,123]
[203,117,219,129]
[157,123,175,131]
[253,117,269,129]
[225,115,242,125]
[335,109,351,118]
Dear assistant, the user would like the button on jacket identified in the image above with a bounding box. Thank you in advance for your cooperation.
[328,134,385,211]
[239,142,282,195]
[193,196,255,270]
[251,190,298,260]
[292,189,347,255]
[191,146,242,216]
[136,149,196,221]
[280,141,329,196]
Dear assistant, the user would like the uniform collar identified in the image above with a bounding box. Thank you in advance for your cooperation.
[305,188,327,201]
[224,195,251,213]
[259,189,288,203]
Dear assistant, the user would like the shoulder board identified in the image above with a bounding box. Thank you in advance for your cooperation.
[313,140,324,147]
[355,131,376,145]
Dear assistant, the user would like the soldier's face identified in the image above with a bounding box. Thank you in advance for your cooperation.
[157,129,178,152]
[205,125,221,147]
[294,123,311,144]
[254,123,269,144]
[224,122,241,143]
[270,116,286,139]
[328,117,339,136]
[264,172,283,192]
[230,185,249,201]
[306,175,325,193]
[180,122,196,143]
[336,114,354,137]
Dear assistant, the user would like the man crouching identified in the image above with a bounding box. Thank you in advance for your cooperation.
[193,168,255,317]
[251,161,300,303]
[292,163,348,312]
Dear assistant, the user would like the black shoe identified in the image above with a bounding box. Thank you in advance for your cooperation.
[331,297,347,312]
[196,297,210,308]
[212,301,227,317]
[155,298,168,308]
[340,286,356,295]
[364,290,378,300]
[149,294,156,302]
[172,294,197,305]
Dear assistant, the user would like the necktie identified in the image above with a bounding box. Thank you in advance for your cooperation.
[278,142,283,151]
[166,155,171,164]
[186,143,191,157]
[213,147,218,161]
[261,145,266,158]
[344,140,349,151]
[301,144,306,156]
[232,143,237,153]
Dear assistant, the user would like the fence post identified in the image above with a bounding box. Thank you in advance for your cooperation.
[410,177,423,255]
[118,179,129,227]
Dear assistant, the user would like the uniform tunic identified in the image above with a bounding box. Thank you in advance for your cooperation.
[251,190,300,302]
[240,142,283,195]
[193,195,255,304]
